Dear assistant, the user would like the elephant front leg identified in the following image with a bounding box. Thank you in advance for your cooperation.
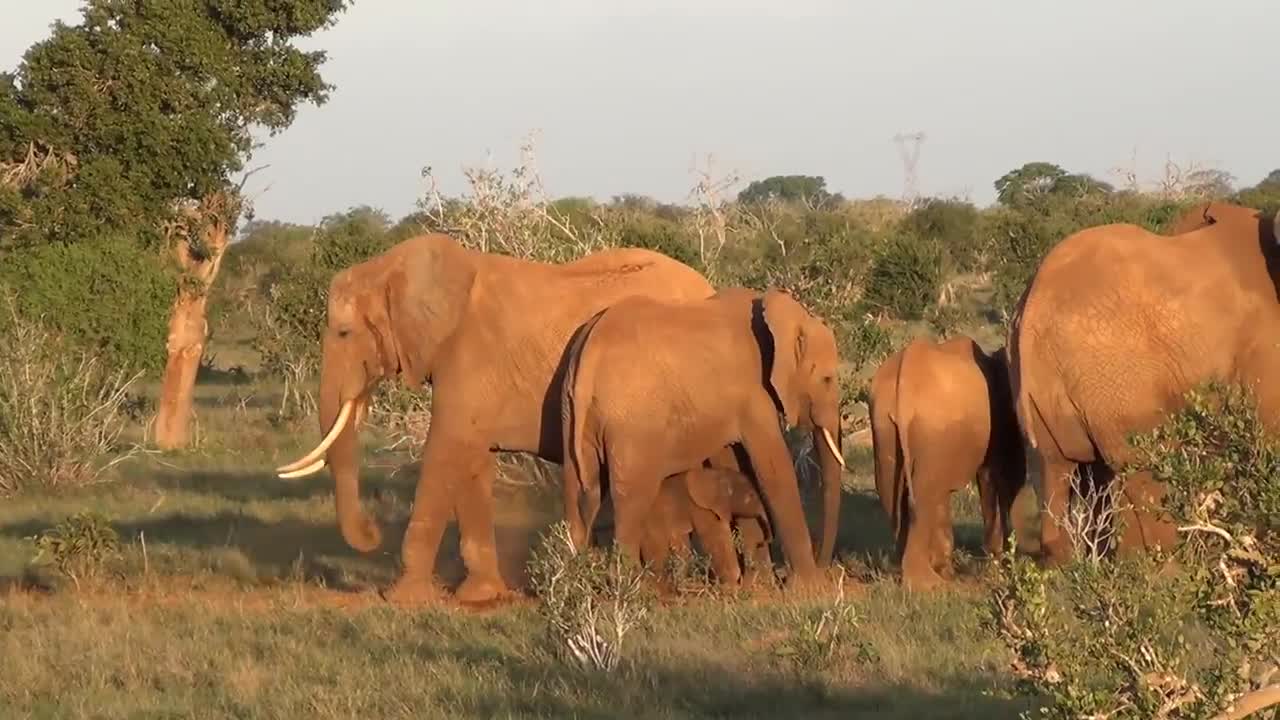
[687,502,742,587]
[737,519,772,589]
[740,412,822,591]
[452,455,509,604]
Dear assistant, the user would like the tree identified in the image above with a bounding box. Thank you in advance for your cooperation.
[994,162,1114,207]
[0,0,351,449]
[994,162,1068,206]
[737,174,842,208]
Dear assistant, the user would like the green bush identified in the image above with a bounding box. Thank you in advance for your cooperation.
[0,236,176,374]
[861,232,945,321]
[611,210,703,272]
[991,381,1280,720]
[28,511,122,590]
[900,198,983,272]
[311,206,397,273]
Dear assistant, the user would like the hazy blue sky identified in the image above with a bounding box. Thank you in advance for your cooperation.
[3,1,1276,224]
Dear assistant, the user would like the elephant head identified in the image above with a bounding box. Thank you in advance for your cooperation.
[759,289,845,566]
[274,233,476,552]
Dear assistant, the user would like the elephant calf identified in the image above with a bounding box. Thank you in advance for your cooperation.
[641,463,773,588]
[868,335,1026,590]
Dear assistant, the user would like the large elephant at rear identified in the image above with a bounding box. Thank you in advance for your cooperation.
[559,287,846,591]
[1009,202,1280,566]
[274,232,714,605]
[868,335,1026,590]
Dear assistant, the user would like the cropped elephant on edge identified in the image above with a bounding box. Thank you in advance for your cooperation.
[868,335,1026,591]
[559,287,846,591]
[272,232,714,605]
[1009,201,1280,567]
[641,455,774,589]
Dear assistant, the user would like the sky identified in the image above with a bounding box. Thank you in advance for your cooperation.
[2,0,1276,225]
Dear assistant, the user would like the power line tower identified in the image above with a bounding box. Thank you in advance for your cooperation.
[893,131,925,207]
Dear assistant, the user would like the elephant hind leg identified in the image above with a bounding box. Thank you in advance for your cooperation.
[608,460,665,569]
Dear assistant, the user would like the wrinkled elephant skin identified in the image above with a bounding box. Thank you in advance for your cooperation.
[274,233,714,605]
[1009,202,1280,566]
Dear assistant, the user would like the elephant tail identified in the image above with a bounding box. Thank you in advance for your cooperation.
[1006,276,1038,452]
[891,348,916,550]
[560,307,609,546]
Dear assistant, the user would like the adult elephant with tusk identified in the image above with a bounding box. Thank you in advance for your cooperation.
[274,232,715,605]
[559,287,846,591]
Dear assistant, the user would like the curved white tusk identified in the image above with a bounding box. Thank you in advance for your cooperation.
[275,400,354,473]
[278,457,326,479]
[354,397,367,428]
[821,427,846,469]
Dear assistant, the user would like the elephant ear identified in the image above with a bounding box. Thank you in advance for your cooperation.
[375,234,477,389]
[1272,210,1280,246]
[761,288,808,426]
[686,472,734,522]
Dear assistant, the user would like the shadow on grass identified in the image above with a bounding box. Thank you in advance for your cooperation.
[195,363,254,387]
[0,468,563,595]
[411,638,1035,719]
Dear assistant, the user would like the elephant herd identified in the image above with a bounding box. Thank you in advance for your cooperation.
[272,200,1280,604]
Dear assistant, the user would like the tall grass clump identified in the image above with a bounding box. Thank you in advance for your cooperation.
[0,295,142,495]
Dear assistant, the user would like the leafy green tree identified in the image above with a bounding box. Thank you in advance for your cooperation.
[994,162,1112,207]
[0,0,350,448]
[737,174,842,208]
[1233,169,1280,215]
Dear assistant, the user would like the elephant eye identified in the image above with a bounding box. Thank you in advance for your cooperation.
[337,329,350,338]
[822,375,834,384]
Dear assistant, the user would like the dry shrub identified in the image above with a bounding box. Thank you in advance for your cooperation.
[526,520,655,672]
[419,131,613,263]
[0,297,141,495]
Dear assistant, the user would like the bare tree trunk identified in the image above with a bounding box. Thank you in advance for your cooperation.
[153,291,213,448]
[153,193,233,450]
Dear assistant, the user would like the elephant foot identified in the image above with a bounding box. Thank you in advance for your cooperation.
[379,574,442,607]
[902,568,945,592]
[1036,541,1073,569]
[782,568,830,598]
[454,573,510,605]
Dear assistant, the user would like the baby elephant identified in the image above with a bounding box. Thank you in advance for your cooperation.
[642,463,773,588]
[868,335,1026,590]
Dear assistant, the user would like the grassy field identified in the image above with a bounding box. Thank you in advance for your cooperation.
[0,362,1046,719]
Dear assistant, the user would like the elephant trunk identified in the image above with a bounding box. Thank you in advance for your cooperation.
[814,419,844,566]
[319,373,382,554]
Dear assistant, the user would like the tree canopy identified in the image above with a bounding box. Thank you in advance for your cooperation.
[0,0,350,251]
[993,162,1112,207]
[737,174,842,208]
